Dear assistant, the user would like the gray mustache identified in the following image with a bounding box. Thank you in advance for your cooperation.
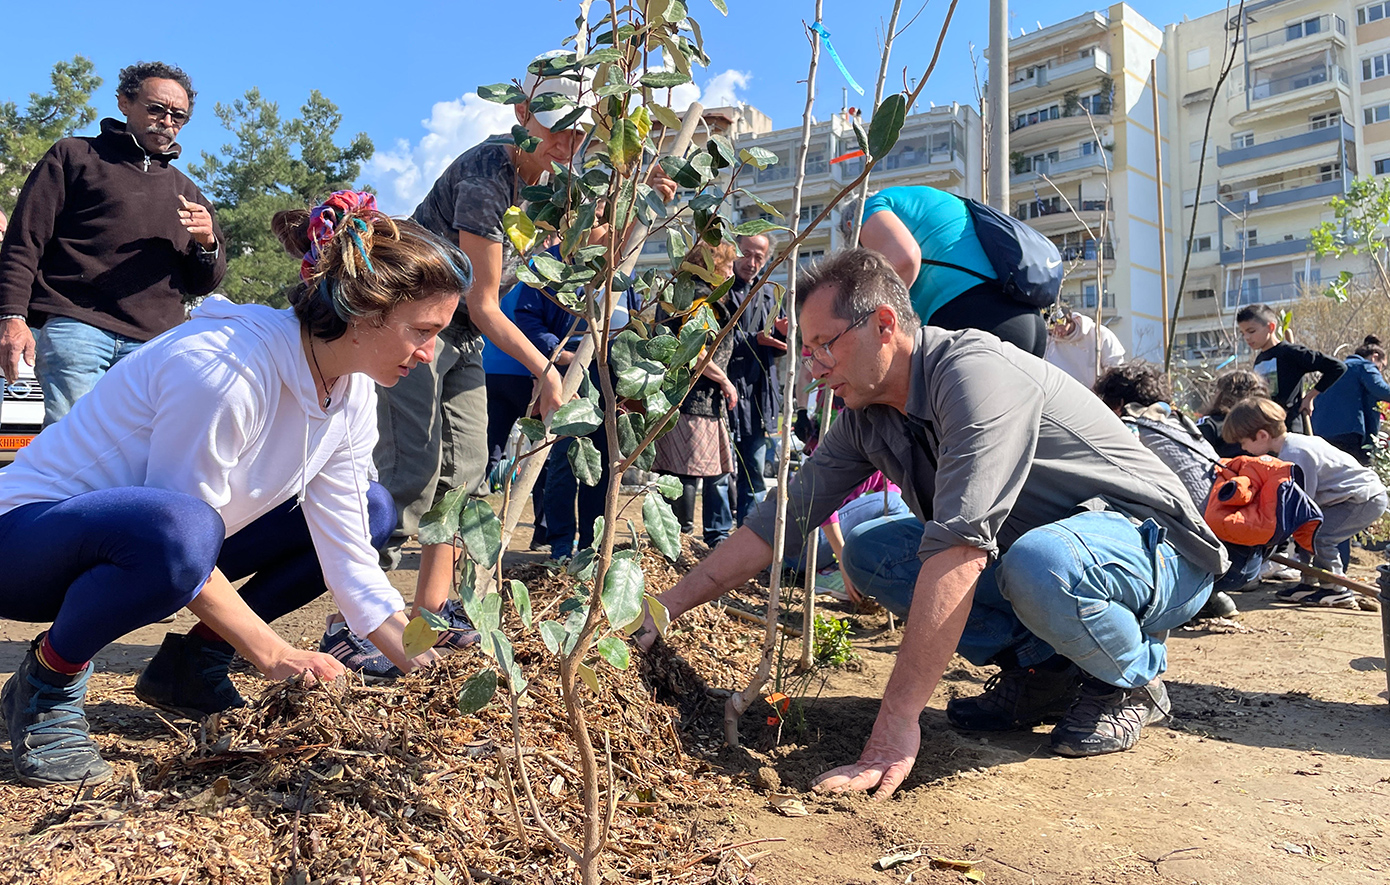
[145,123,176,139]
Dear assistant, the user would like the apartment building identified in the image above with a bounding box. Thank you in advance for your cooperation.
[1166,0,1364,363]
[1005,4,1170,359]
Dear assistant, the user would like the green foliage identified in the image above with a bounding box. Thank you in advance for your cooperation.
[0,56,101,212]
[458,499,503,569]
[867,94,908,159]
[457,669,499,714]
[642,493,682,561]
[600,558,645,629]
[812,614,858,668]
[568,436,603,486]
[188,89,372,306]
[1309,176,1390,302]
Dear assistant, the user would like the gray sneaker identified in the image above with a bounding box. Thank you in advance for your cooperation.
[1,639,112,788]
[1049,676,1170,757]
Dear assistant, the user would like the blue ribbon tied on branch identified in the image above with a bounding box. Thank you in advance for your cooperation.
[810,22,864,96]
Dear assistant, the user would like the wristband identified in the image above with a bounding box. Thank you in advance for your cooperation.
[0,315,25,322]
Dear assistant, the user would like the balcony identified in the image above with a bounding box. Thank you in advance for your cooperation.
[1219,237,1309,266]
[1232,64,1349,105]
[1010,146,1110,186]
[1246,14,1347,56]
[1219,173,1346,213]
[1010,50,1112,95]
[1223,278,1316,310]
[1217,118,1352,166]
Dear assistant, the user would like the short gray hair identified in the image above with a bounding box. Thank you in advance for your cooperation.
[795,248,920,333]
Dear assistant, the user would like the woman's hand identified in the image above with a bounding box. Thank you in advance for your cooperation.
[535,365,567,418]
[262,647,347,683]
[721,379,739,410]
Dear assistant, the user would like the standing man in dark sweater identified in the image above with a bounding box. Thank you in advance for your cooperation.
[1236,303,1343,434]
[0,62,224,425]
[725,233,786,525]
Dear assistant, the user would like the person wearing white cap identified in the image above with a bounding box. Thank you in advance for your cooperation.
[323,51,672,677]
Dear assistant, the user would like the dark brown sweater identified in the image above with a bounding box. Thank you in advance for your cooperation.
[0,118,225,341]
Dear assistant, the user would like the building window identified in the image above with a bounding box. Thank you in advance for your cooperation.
[1231,131,1256,149]
[1187,47,1210,70]
[1309,111,1341,130]
[1193,288,1215,300]
[1239,228,1259,248]
[1363,52,1390,82]
[1285,17,1323,41]
[1376,156,1390,175]
[1080,140,1100,156]
[1296,269,1322,286]
[1191,235,1213,253]
[1366,103,1390,125]
[1319,163,1342,181]
[1359,2,1390,25]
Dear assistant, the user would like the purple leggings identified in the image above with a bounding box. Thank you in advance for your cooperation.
[0,483,395,663]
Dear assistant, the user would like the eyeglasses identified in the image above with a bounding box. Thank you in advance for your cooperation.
[144,102,190,125]
[800,310,875,373]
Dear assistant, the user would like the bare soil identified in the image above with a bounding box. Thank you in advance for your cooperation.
[1,516,1387,884]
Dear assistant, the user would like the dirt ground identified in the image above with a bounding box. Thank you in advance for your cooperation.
[1,512,1387,884]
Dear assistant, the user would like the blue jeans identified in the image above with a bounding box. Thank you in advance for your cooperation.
[670,473,734,546]
[545,435,608,558]
[840,510,1214,688]
[733,432,768,526]
[788,489,910,572]
[0,482,395,663]
[34,317,146,425]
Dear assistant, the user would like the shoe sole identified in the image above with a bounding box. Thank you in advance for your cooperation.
[14,762,114,788]
[1048,704,1169,758]
[133,684,241,721]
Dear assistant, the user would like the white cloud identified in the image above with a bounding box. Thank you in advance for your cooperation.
[364,70,752,213]
[362,94,516,215]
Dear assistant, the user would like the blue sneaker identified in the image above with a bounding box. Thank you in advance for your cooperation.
[435,600,481,650]
[2,639,112,788]
[319,618,402,681]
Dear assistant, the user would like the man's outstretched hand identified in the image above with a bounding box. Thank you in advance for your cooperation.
[811,707,920,800]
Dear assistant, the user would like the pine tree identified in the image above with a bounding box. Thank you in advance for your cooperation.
[0,56,102,212]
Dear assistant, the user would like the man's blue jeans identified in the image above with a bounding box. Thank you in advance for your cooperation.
[787,489,910,572]
[34,317,146,425]
[733,432,767,526]
[840,510,1214,689]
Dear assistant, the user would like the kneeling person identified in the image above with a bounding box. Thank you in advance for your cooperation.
[638,250,1225,797]
[0,195,466,787]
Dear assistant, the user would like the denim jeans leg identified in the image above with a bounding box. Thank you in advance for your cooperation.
[703,473,734,545]
[995,510,1214,688]
[544,439,580,558]
[733,433,767,525]
[1313,492,1387,573]
[33,317,123,425]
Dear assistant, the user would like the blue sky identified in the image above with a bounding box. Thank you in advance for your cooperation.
[3,0,1230,214]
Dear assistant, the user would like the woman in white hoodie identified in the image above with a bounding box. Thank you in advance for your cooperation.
[0,192,468,788]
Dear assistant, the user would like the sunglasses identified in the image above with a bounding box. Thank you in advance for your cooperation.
[144,102,190,125]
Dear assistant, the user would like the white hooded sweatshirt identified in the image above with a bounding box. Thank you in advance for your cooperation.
[0,297,404,637]
[1043,313,1126,389]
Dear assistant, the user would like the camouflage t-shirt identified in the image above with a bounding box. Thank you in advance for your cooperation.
[411,134,521,336]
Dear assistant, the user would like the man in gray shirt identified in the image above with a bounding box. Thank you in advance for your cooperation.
[638,249,1225,798]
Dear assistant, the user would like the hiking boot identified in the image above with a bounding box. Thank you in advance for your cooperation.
[434,600,481,651]
[1,640,112,787]
[946,656,1081,731]
[319,617,402,682]
[1275,583,1321,603]
[134,633,246,719]
[1190,590,1238,621]
[1049,675,1170,757]
[1297,587,1359,610]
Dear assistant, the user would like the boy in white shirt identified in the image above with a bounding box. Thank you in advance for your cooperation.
[1224,396,1387,609]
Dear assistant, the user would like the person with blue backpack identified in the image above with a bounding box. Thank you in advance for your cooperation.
[858,185,1059,357]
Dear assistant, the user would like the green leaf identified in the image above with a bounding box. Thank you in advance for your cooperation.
[707,136,737,169]
[502,206,537,253]
[610,329,643,374]
[634,441,657,472]
[616,360,666,399]
[640,69,692,89]
[578,661,601,693]
[567,548,598,581]
[709,0,727,14]
[742,191,784,219]
[511,123,540,153]
[457,669,498,715]
[616,411,645,457]
[663,0,689,23]
[852,118,870,154]
[649,103,684,131]
[529,91,575,113]
[608,117,643,167]
[417,486,470,547]
[738,146,778,169]
[552,397,603,437]
[568,436,603,487]
[601,558,645,629]
[732,218,785,237]
[470,592,503,657]
[596,636,631,670]
[458,498,502,569]
[665,229,689,272]
[644,334,678,362]
[492,631,526,692]
[516,417,546,442]
[548,104,589,134]
[510,580,532,630]
[562,606,588,655]
[479,83,523,103]
[670,321,708,367]
[538,620,566,654]
[655,475,683,499]
[531,252,566,282]
[642,493,681,561]
[868,93,908,159]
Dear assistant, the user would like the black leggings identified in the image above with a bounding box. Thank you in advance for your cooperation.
[927,283,1048,358]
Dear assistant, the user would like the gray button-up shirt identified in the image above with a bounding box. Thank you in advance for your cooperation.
[746,327,1228,577]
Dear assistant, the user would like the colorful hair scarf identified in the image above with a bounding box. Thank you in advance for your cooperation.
[299,190,379,283]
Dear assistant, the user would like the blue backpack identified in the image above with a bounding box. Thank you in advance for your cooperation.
[920,197,1063,309]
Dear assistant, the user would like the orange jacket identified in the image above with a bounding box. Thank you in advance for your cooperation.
[1204,455,1320,550]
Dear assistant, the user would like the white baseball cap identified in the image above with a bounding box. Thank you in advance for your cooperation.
[521,50,598,131]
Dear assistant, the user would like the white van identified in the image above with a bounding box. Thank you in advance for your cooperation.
[1,363,44,463]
